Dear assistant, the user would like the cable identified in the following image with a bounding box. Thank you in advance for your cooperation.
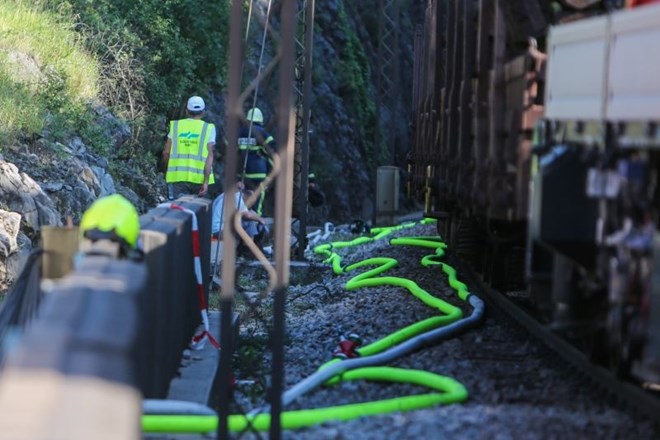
[287,283,333,303]
[143,218,486,434]
[240,0,274,193]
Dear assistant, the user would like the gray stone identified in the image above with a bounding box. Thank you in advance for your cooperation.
[0,161,61,230]
[0,210,31,290]
[0,210,20,258]
[92,166,116,196]
[69,136,87,155]
[42,182,64,193]
[5,50,43,85]
[2,232,32,290]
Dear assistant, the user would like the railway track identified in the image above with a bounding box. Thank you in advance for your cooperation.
[221,221,659,438]
[457,257,660,425]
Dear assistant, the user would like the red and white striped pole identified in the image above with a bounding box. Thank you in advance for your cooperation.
[158,203,220,350]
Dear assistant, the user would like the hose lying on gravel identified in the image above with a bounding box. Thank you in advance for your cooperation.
[142,220,485,434]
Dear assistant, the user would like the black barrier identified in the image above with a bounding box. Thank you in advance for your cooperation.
[0,196,212,401]
[5,256,147,385]
[138,215,177,397]
[138,196,212,398]
[139,207,189,398]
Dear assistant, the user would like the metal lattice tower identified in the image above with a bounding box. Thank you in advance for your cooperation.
[218,1,303,438]
[292,0,315,260]
[377,0,401,165]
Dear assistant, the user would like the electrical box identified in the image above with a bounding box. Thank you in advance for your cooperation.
[376,166,400,226]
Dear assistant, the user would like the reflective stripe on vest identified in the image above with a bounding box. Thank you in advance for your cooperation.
[166,120,215,184]
[244,172,267,179]
[238,137,260,151]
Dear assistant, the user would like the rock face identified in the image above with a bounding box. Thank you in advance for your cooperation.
[4,141,108,227]
[0,161,61,231]
[0,2,424,289]
[207,1,423,225]
[0,104,155,291]
[0,164,49,289]
[0,208,32,291]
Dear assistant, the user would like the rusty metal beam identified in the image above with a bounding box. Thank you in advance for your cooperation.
[292,0,315,261]
[270,0,297,436]
[216,0,244,437]
[377,0,401,166]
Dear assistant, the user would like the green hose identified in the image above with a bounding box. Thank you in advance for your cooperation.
[143,218,478,434]
[143,367,466,433]
[317,233,463,382]
[341,256,463,357]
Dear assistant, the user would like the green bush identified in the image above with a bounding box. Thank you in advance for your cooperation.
[0,0,99,140]
[41,0,229,118]
[0,64,45,140]
[337,2,381,168]
[0,0,235,208]
[33,0,231,166]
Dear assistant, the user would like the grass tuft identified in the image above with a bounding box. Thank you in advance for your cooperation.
[0,0,99,140]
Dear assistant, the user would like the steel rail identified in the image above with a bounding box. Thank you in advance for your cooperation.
[461,261,660,425]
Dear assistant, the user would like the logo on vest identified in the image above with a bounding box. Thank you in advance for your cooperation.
[179,131,201,140]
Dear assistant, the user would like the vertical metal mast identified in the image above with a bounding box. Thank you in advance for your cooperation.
[270,0,297,437]
[377,0,401,166]
[216,1,243,438]
[292,0,315,261]
[216,1,302,438]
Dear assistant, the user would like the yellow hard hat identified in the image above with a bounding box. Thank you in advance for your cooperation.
[246,107,264,124]
[80,194,140,248]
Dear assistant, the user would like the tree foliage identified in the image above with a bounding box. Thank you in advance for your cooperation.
[337,1,381,168]
[41,0,229,118]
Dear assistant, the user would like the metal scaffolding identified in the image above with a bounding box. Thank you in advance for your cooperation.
[377,0,402,166]
[292,0,315,261]
[217,1,313,438]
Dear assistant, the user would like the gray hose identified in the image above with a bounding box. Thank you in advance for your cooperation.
[143,399,217,416]
[251,294,484,416]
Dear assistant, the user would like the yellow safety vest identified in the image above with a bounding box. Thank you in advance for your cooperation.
[166,119,215,184]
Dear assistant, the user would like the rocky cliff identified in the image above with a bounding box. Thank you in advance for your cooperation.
[0,107,161,290]
[0,0,423,290]
[205,1,423,224]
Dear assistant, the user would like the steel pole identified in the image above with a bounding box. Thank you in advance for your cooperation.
[270,0,297,437]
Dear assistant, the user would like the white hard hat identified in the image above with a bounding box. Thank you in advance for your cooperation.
[187,96,205,112]
[246,107,264,124]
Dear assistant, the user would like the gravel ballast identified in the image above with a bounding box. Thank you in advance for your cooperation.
[221,221,660,439]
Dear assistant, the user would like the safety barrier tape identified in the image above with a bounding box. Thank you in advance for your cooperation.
[158,203,220,350]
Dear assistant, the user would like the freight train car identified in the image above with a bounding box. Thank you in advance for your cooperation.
[408,0,660,384]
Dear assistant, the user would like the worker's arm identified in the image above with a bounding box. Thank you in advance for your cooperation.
[241,209,265,225]
[253,129,276,157]
[162,138,172,171]
[199,142,215,196]
[264,136,277,156]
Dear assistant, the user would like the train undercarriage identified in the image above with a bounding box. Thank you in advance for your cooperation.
[409,0,660,386]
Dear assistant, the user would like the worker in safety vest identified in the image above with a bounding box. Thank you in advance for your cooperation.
[239,107,276,216]
[163,96,216,199]
[78,194,143,260]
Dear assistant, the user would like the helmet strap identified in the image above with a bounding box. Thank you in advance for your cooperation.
[80,239,122,259]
